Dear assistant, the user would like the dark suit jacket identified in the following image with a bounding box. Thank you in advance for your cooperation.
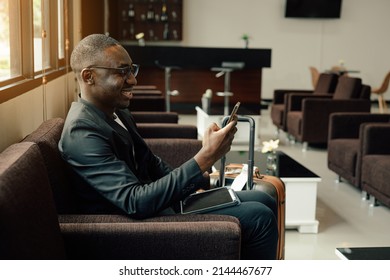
[59,98,206,219]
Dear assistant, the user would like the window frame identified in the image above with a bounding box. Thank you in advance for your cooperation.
[0,0,72,104]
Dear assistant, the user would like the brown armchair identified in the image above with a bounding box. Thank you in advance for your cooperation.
[137,123,198,139]
[13,118,241,259]
[285,76,371,148]
[128,110,198,139]
[327,112,390,189]
[361,123,390,207]
[128,88,166,111]
[270,73,338,131]
[0,142,241,260]
[131,111,179,123]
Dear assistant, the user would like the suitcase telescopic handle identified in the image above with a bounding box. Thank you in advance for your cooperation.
[220,115,255,190]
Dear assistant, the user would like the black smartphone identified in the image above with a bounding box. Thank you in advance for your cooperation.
[227,102,240,123]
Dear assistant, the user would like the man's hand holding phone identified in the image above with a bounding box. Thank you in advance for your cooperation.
[194,102,240,172]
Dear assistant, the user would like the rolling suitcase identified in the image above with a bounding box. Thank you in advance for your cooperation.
[210,115,286,260]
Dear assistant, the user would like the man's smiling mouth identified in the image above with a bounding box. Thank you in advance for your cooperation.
[121,89,133,98]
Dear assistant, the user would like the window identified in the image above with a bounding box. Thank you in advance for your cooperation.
[0,0,21,82]
[58,0,65,60]
[0,0,71,102]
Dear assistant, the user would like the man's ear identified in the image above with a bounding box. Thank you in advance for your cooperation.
[81,68,94,85]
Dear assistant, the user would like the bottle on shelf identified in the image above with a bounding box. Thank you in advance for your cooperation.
[129,23,135,39]
[128,4,135,20]
[121,9,127,21]
[172,29,178,40]
[161,1,168,22]
[115,0,182,42]
[147,5,155,22]
[149,29,155,40]
[163,23,169,40]
[122,29,127,39]
[171,10,177,21]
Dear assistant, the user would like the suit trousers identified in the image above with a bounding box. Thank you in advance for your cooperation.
[205,190,278,260]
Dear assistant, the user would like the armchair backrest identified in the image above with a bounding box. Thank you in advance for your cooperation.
[131,111,179,123]
[22,118,77,214]
[313,73,338,94]
[145,138,202,168]
[332,76,362,100]
[359,84,372,100]
[137,123,198,139]
[0,142,66,259]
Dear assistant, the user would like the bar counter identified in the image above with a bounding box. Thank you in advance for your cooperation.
[123,45,272,112]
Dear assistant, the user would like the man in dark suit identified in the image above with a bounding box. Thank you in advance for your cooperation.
[59,34,278,259]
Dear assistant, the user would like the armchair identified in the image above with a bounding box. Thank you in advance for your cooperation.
[327,112,390,189]
[129,88,165,112]
[137,123,198,139]
[128,110,198,139]
[129,95,166,111]
[270,73,338,131]
[361,123,390,207]
[0,142,241,260]
[17,118,245,259]
[286,76,371,147]
[131,111,179,123]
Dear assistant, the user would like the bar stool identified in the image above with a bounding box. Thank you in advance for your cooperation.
[212,67,233,115]
[212,62,244,115]
[155,61,180,112]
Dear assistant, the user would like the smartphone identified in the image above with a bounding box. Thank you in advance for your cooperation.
[227,102,240,123]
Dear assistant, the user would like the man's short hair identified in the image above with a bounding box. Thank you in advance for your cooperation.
[70,34,120,74]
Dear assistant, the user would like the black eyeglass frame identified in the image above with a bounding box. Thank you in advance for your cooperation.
[85,64,140,79]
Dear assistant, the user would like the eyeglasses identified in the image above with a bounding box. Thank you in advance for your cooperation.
[86,64,140,79]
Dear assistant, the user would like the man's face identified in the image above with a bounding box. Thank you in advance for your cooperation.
[89,45,137,110]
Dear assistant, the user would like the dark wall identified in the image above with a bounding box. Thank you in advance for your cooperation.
[81,0,105,38]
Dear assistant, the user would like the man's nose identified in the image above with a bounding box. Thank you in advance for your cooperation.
[126,74,137,86]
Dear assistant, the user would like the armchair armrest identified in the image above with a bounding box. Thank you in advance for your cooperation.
[59,214,241,260]
[131,111,178,123]
[137,123,198,139]
[273,89,313,104]
[361,123,390,156]
[329,113,390,140]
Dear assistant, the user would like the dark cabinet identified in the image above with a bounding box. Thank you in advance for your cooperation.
[110,0,183,42]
